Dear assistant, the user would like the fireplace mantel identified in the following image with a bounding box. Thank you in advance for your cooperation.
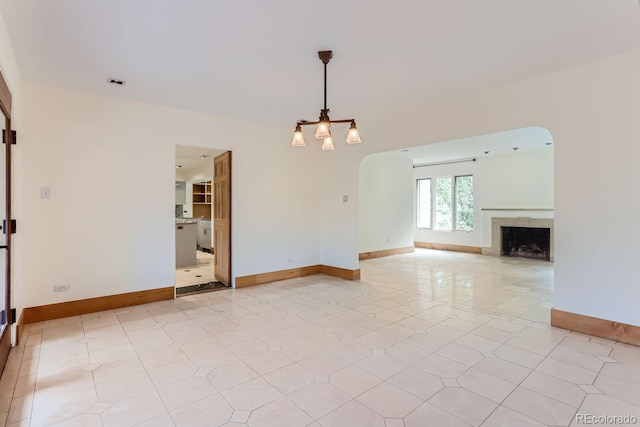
[482,217,554,261]
[481,208,554,212]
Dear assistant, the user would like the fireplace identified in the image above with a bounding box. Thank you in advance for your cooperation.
[501,226,550,260]
[482,216,554,262]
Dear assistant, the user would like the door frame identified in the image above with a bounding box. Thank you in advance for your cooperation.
[0,68,14,374]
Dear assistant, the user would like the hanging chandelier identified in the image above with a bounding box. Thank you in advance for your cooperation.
[291,50,361,150]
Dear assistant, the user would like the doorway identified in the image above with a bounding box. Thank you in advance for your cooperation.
[0,69,15,375]
[174,145,231,295]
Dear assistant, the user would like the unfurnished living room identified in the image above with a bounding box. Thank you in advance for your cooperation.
[1,1,640,426]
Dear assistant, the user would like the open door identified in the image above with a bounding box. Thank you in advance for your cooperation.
[214,151,231,286]
[0,69,14,375]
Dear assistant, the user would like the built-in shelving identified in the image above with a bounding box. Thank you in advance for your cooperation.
[192,180,212,219]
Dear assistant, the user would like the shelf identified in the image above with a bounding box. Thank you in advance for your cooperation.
[192,180,212,219]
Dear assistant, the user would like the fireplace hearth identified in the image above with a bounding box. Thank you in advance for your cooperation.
[501,226,550,261]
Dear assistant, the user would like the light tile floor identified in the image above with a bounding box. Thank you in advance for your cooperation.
[2,249,640,426]
[175,251,215,289]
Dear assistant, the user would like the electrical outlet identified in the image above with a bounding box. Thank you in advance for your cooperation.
[54,283,70,292]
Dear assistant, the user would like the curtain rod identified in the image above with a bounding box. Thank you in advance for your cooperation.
[413,157,477,168]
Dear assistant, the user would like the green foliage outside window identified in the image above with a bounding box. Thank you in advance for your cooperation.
[416,179,431,228]
[455,176,474,230]
[416,175,473,232]
[435,177,452,230]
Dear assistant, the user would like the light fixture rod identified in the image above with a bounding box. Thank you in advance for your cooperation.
[297,118,354,126]
[323,61,327,111]
[413,158,477,168]
[317,50,333,118]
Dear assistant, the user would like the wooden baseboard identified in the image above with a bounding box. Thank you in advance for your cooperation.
[414,241,482,254]
[236,264,360,288]
[15,309,25,345]
[22,286,175,324]
[551,308,640,347]
[236,265,321,288]
[359,247,415,260]
[319,265,361,280]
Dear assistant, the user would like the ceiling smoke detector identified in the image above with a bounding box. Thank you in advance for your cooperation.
[107,77,126,86]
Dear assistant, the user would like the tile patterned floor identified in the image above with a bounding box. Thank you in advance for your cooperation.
[2,249,640,426]
[175,251,215,289]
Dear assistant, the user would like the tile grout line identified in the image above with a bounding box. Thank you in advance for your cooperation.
[475,331,569,426]
[26,325,40,425]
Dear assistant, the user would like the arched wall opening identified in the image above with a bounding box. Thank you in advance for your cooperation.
[358,127,554,257]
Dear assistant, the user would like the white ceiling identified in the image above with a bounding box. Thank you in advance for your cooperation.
[175,145,224,180]
[1,1,638,164]
[392,127,553,165]
[2,0,639,130]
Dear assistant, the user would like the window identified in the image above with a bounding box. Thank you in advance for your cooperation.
[435,177,452,230]
[455,175,474,231]
[416,178,431,228]
[416,175,474,231]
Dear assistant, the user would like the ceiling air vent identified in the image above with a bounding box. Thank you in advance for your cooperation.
[107,78,126,86]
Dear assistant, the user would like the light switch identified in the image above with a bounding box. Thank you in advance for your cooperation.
[343,195,348,203]
[41,187,51,199]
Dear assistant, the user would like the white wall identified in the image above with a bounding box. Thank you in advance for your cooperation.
[358,154,414,253]
[20,83,322,306]
[316,153,360,269]
[480,149,554,210]
[410,148,554,248]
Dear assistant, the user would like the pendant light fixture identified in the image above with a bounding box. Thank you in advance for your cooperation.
[291,50,361,150]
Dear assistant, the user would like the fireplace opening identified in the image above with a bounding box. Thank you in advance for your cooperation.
[501,226,550,261]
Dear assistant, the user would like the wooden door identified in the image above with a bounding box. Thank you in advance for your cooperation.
[214,151,231,286]
[0,69,14,376]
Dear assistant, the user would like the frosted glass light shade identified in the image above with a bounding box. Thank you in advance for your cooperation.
[291,127,306,146]
[346,124,361,144]
[321,136,335,150]
[315,121,330,139]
